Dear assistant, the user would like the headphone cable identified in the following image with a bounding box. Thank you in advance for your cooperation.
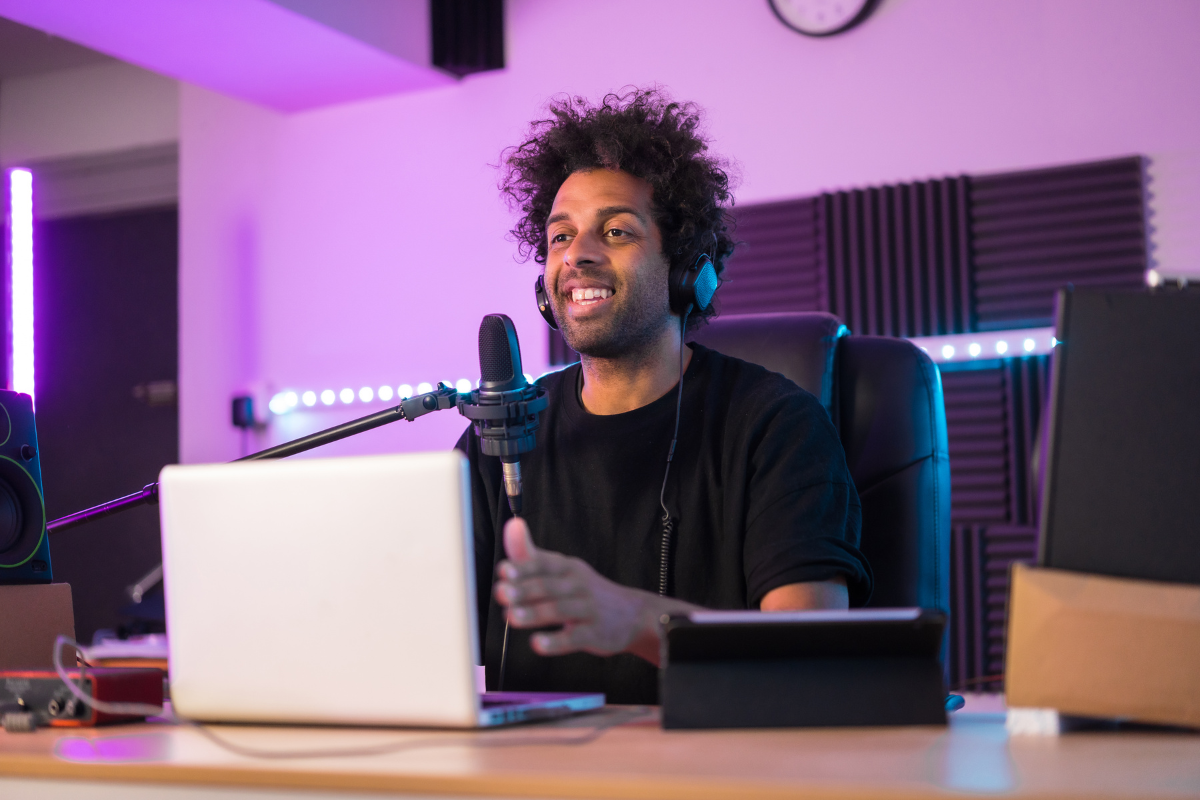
[657,307,691,596]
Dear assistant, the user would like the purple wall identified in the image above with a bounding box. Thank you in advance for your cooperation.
[180,0,1200,464]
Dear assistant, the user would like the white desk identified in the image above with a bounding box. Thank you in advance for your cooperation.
[2,700,1199,799]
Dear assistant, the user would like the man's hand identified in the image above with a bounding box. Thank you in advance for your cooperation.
[493,517,697,666]
[493,517,851,667]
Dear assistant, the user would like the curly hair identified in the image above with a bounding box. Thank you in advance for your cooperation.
[500,88,736,327]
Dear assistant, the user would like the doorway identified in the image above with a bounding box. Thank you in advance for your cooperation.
[34,204,178,644]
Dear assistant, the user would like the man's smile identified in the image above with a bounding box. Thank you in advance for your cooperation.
[562,279,616,315]
[570,287,613,306]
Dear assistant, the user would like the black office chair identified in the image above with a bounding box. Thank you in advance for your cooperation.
[692,312,950,610]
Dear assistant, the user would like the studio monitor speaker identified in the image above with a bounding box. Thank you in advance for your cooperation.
[0,390,50,584]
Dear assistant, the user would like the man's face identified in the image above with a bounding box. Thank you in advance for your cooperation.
[543,169,672,359]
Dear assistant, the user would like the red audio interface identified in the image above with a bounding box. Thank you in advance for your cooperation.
[0,667,163,727]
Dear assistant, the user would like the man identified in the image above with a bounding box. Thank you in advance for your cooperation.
[457,89,870,704]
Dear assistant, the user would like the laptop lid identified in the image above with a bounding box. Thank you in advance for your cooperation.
[159,450,482,727]
[1039,289,1200,585]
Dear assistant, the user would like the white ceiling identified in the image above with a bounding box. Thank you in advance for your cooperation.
[0,1,448,112]
[0,15,113,80]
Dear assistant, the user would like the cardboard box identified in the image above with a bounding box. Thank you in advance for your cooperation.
[0,583,76,670]
[1006,563,1200,728]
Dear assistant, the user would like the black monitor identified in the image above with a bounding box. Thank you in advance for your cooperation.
[1039,288,1200,585]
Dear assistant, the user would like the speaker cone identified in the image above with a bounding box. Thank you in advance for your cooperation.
[0,457,46,567]
[0,481,21,553]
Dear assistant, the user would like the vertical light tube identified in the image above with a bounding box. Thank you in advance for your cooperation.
[9,169,34,398]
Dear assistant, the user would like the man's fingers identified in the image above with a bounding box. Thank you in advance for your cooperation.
[496,547,575,584]
[507,597,593,628]
[497,517,569,581]
[496,556,571,584]
[530,624,598,656]
[496,576,583,605]
[503,517,537,564]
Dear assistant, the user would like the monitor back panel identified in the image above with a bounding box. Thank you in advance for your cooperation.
[1041,290,1200,585]
[159,451,480,727]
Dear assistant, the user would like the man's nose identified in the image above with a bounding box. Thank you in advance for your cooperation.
[563,230,604,268]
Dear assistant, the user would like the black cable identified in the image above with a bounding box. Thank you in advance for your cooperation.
[497,619,511,691]
[657,308,691,596]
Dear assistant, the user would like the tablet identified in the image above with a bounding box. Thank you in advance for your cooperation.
[663,607,946,662]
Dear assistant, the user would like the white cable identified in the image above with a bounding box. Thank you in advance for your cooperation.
[51,636,642,758]
[53,635,169,718]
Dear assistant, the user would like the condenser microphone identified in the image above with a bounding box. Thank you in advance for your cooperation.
[458,314,548,515]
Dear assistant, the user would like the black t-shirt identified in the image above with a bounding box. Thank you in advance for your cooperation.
[455,343,871,704]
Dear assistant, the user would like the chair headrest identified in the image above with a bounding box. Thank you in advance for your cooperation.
[690,312,846,415]
[837,336,946,491]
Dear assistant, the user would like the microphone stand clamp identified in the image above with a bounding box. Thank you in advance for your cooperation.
[399,382,462,421]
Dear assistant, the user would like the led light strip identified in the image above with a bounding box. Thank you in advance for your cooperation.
[266,327,1056,417]
[268,374,535,416]
[8,169,34,398]
[908,326,1058,364]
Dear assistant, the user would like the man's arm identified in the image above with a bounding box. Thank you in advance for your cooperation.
[494,518,848,668]
[761,576,848,611]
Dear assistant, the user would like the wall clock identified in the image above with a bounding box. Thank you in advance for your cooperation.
[769,0,882,37]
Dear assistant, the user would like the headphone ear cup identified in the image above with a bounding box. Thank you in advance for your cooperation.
[690,254,718,311]
[672,254,718,314]
[534,275,559,330]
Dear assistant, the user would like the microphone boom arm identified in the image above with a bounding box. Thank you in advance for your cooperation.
[46,383,464,535]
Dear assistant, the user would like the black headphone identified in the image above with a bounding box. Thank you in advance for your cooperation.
[534,253,718,330]
[534,273,557,329]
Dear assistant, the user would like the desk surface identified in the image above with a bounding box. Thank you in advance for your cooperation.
[2,702,1199,799]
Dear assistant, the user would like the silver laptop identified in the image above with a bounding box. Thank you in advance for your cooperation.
[158,450,603,728]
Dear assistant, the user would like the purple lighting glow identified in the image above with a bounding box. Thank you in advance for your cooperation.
[8,169,34,398]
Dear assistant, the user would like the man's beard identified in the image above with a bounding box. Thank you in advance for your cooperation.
[553,271,671,360]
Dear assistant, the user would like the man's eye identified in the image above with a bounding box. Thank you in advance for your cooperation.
[605,228,627,238]
[550,233,570,244]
